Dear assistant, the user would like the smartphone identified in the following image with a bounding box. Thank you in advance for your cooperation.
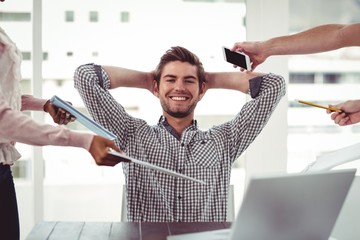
[222,46,251,71]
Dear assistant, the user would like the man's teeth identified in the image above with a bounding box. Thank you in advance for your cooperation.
[171,97,186,101]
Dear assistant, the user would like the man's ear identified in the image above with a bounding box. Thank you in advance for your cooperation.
[153,80,159,97]
[198,82,206,101]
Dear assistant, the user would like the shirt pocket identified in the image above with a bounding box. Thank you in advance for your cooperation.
[188,139,220,168]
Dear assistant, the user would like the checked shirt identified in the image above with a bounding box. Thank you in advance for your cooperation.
[74,63,286,222]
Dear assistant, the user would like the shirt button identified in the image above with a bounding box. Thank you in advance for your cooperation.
[178,195,182,200]
[181,143,185,147]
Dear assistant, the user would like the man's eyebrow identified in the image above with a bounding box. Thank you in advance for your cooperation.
[163,74,177,78]
[163,74,197,80]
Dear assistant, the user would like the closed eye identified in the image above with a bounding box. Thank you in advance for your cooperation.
[185,79,196,84]
[184,77,197,84]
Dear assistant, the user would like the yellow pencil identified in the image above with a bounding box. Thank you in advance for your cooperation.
[296,99,342,112]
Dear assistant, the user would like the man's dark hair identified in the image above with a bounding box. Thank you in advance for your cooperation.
[154,46,206,89]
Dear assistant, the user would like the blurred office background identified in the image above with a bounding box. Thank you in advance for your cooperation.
[1,0,360,239]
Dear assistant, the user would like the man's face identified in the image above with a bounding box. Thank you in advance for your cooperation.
[154,60,205,119]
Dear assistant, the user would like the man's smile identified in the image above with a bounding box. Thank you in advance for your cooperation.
[170,96,189,101]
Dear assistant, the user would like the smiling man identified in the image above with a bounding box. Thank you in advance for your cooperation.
[74,46,286,222]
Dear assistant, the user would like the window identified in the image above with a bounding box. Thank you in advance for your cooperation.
[22,52,31,60]
[20,79,32,94]
[323,73,341,84]
[65,11,75,22]
[20,51,48,61]
[89,11,98,22]
[11,160,30,178]
[120,11,129,22]
[43,52,48,61]
[289,73,315,84]
[0,12,31,22]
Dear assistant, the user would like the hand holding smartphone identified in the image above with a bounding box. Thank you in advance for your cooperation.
[222,46,251,71]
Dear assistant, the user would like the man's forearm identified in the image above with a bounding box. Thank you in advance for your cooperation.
[102,65,153,91]
[206,71,264,94]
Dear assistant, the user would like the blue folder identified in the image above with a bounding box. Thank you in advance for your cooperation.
[50,95,117,140]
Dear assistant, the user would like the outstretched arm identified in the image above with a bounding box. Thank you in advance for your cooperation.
[232,23,360,70]
[258,23,360,55]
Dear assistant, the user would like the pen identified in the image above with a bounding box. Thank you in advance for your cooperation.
[296,99,342,112]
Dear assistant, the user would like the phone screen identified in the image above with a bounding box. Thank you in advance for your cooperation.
[223,47,251,70]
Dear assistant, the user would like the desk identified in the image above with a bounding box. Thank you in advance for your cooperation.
[26,221,232,240]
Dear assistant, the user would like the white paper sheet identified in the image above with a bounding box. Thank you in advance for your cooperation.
[50,95,117,140]
[303,142,360,172]
[107,151,206,185]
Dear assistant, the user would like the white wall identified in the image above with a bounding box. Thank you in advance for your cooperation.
[244,0,289,182]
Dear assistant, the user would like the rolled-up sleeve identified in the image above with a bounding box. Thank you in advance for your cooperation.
[212,73,286,162]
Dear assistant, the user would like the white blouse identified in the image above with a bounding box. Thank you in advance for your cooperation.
[0,27,93,165]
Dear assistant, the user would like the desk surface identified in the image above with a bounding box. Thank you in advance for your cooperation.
[26,221,232,240]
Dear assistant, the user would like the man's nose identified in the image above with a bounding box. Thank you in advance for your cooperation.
[174,81,186,90]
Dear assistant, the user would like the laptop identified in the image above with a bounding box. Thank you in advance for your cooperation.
[167,169,356,240]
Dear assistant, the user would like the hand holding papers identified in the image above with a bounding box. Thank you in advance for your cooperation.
[50,95,117,140]
[107,150,206,185]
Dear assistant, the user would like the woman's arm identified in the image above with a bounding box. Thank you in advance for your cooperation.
[261,23,360,56]
[0,96,92,149]
[232,23,360,70]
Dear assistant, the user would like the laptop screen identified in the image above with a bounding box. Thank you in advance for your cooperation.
[167,169,355,240]
[229,169,356,240]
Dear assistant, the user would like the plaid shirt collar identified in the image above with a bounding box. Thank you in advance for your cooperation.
[158,116,198,140]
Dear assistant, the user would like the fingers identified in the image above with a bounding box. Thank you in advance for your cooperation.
[92,146,120,166]
[94,149,127,166]
[233,64,254,72]
[97,158,122,167]
[330,112,340,120]
[55,108,75,125]
[250,62,258,71]
[102,149,131,165]
[231,42,244,52]
[107,141,122,153]
[331,112,350,126]
[45,100,75,125]
[337,117,350,126]
[90,136,128,166]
